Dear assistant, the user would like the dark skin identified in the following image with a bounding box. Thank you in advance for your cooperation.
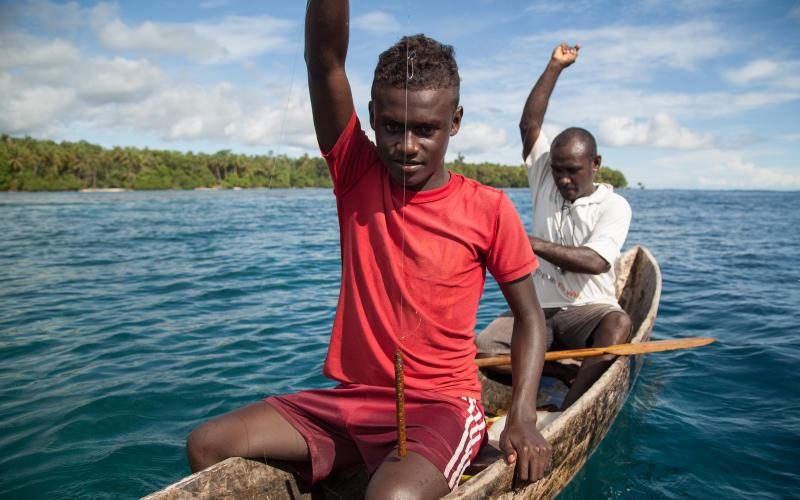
[187,0,552,495]
[369,87,462,191]
[517,43,633,409]
[308,0,550,492]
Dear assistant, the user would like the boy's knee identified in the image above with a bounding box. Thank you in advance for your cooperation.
[186,423,221,472]
[366,483,416,500]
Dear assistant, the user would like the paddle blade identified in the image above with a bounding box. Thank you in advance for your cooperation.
[475,337,716,367]
[602,337,716,356]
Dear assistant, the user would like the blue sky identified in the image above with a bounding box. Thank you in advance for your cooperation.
[1,0,799,189]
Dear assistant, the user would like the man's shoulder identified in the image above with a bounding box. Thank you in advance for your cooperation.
[594,185,632,214]
[605,189,632,216]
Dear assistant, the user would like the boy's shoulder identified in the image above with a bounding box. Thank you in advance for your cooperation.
[455,173,509,204]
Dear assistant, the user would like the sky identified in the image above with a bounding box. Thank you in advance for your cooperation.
[1,0,799,190]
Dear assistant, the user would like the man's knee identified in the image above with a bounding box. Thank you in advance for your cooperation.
[474,332,496,354]
[592,311,632,346]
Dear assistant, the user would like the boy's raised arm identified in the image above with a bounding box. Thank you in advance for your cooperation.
[305,0,356,152]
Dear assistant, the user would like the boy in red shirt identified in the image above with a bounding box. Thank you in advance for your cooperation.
[187,1,551,497]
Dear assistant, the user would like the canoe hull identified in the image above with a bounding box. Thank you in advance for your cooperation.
[446,245,661,499]
[145,246,661,499]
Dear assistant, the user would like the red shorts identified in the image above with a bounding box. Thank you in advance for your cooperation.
[266,383,486,489]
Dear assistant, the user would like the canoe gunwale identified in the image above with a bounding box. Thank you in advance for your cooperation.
[446,245,662,499]
[144,246,662,500]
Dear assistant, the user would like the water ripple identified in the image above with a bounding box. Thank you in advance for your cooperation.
[1,189,799,498]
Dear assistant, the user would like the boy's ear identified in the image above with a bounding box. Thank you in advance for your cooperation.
[450,106,464,136]
[368,101,376,130]
[592,154,602,173]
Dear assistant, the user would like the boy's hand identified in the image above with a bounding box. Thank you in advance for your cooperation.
[499,416,552,482]
[551,42,580,69]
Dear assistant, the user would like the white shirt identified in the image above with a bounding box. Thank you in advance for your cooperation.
[525,132,632,308]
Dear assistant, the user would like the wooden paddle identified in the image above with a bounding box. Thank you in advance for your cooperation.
[474,337,716,368]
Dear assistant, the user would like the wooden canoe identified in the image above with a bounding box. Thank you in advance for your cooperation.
[144,245,661,499]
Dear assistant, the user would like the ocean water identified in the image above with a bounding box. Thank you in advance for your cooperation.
[1,188,798,499]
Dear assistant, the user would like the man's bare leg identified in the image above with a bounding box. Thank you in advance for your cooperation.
[365,450,450,500]
[561,311,632,410]
[186,401,309,472]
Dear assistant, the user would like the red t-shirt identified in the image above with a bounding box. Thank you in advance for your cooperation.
[322,113,538,399]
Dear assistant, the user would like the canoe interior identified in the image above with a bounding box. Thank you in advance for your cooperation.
[144,246,661,500]
[446,245,661,499]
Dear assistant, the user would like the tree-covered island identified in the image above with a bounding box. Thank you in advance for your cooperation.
[0,135,627,191]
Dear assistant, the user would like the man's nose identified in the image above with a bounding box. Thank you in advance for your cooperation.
[557,175,572,186]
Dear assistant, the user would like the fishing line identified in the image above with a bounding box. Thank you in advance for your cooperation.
[395,1,413,459]
[258,4,306,403]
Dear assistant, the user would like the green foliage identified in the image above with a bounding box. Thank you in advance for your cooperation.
[448,160,528,188]
[595,166,628,188]
[0,135,629,191]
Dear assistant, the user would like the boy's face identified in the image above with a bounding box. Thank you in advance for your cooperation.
[369,87,462,191]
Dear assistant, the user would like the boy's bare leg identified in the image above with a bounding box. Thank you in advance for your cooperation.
[186,401,309,472]
[365,450,450,500]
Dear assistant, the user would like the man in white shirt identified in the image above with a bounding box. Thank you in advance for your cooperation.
[477,43,632,410]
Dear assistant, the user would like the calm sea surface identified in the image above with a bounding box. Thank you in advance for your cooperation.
[1,188,798,499]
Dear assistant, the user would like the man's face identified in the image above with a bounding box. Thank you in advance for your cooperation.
[549,140,600,202]
[369,87,462,191]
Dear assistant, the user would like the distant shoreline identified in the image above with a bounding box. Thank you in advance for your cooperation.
[1,134,628,192]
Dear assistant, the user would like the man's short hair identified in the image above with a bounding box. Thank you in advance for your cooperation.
[372,34,460,103]
[553,127,598,159]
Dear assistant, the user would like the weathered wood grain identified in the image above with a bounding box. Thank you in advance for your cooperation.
[144,246,662,499]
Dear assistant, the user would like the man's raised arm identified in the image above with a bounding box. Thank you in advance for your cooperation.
[305,0,355,152]
[519,43,579,160]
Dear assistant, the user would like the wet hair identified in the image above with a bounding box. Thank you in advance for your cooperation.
[372,34,460,104]
[553,127,598,160]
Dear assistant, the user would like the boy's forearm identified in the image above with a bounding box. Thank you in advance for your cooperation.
[507,312,547,423]
[305,0,349,74]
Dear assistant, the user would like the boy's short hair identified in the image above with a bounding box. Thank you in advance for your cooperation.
[372,34,460,104]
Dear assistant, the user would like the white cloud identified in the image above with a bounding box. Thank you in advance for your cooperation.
[352,11,401,35]
[656,150,800,189]
[224,92,317,148]
[598,113,712,149]
[524,1,594,14]
[0,34,80,69]
[519,21,733,82]
[724,59,800,91]
[449,122,509,155]
[0,77,76,134]
[725,59,780,85]
[96,18,224,61]
[0,18,315,150]
[94,10,294,64]
[547,85,800,126]
[77,57,165,104]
